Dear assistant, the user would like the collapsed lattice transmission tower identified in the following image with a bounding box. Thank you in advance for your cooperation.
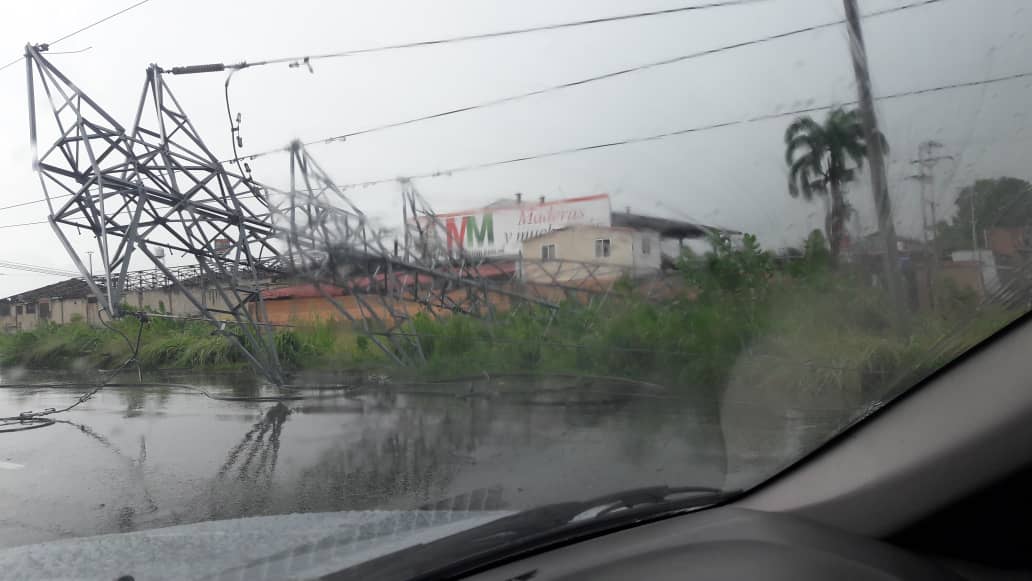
[25,45,283,382]
[24,44,678,385]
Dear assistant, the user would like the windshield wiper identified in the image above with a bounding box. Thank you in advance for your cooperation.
[328,485,739,581]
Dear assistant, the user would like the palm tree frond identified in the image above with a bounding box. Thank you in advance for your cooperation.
[784,134,820,167]
[784,116,823,144]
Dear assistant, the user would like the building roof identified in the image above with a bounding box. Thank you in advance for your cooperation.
[519,224,636,244]
[262,262,518,300]
[435,193,610,219]
[3,278,96,302]
[262,283,347,300]
[611,212,722,239]
[852,232,927,255]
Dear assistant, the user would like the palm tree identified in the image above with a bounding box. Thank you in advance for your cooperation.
[784,107,886,264]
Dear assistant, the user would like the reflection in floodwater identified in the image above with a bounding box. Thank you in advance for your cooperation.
[208,403,291,519]
[0,374,791,548]
[57,420,160,532]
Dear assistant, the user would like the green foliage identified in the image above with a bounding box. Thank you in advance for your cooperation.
[390,229,1017,402]
[0,226,1019,406]
[936,177,1032,252]
[935,276,979,320]
[784,107,885,262]
[687,233,773,301]
[273,319,386,370]
[784,229,832,279]
[0,317,238,370]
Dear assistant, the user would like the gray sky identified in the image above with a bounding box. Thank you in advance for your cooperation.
[0,0,1029,296]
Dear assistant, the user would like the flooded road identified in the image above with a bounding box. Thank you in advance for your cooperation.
[0,371,751,550]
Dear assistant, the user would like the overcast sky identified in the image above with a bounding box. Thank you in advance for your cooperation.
[0,0,1028,296]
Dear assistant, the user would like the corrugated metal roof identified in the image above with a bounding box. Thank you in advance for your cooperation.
[4,278,96,302]
[262,262,517,300]
[610,212,720,238]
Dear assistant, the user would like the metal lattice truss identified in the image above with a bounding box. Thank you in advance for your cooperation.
[26,45,283,383]
[274,154,684,364]
[25,45,683,383]
[274,145,564,364]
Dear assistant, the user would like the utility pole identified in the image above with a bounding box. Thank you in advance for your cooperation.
[970,185,986,295]
[907,168,933,307]
[843,0,906,325]
[909,140,954,308]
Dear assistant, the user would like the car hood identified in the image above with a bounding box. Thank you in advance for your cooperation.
[0,509,513,580]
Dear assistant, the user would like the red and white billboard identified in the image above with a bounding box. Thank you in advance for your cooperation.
[417,194,612,258]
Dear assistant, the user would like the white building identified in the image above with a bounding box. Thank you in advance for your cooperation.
[520,224,662,283]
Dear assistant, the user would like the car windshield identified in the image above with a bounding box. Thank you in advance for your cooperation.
[1,0,1030,578]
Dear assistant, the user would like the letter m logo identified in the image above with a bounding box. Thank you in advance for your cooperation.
[445,216,467,251]
[466,214,494,247]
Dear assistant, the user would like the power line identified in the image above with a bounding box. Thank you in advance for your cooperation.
[324,69,1032,191]
[233,0,946,162]
[0,260,78,277]
[0,0,157,73]
[166,0,765,76]
[3,66,1029,222]
[213,1,771,170]
[0,194,72,212]
[0,220,48,230]
[0,0,949,212]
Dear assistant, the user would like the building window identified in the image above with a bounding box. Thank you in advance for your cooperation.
[0,304,9,317]
[642,237,652,255]
[541,244,556,261]
[594,238,612,258]
[39,302,50,320]
[208,289,219,304]
[25,303,36,315]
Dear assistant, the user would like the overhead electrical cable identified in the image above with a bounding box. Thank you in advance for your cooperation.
[0,0,157,73]
[210,0,769,170]
[316,69,1032,190]
[0,219,49,229]
[0,260,79,277]
[233,0,947,162]
[1,66,1028,224]
[165,0,767,76]
[0,0,950,214]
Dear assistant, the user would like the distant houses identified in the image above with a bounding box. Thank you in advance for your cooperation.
[2,193,724,331]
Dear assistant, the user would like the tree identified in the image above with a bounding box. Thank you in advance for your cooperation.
[784,107,886,264]
[935,177,1032,252]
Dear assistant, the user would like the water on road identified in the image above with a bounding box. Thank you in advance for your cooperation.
[0,371,755,550]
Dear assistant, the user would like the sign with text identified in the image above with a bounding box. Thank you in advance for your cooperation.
[417,195,612,258]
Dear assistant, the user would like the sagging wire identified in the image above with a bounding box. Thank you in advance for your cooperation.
[231,0,947,163]
[0,312,147,434]
[0,309,313,434]
[224,68,252,180]
[99,307,145,382]
[166,0,765,78]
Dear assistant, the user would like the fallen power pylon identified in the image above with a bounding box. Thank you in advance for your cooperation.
[23,44,678,384]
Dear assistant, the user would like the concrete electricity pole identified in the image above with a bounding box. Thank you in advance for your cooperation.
[907,168,933,305]
[969,186,986,294]
[843,0,907,324]
[909,140,954,308]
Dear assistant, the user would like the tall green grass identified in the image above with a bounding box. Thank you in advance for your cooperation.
[0,232,1021,392]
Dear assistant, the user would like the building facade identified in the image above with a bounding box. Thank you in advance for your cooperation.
[0,279,100,332]
[520,225,662,283]
[0,270,251,333]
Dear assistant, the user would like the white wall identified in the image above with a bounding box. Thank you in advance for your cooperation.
[520,226,663,283]
[631,230,662,274]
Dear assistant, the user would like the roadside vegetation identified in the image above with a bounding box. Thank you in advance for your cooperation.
[0,228,1017,404]
[2,105,1024,400]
